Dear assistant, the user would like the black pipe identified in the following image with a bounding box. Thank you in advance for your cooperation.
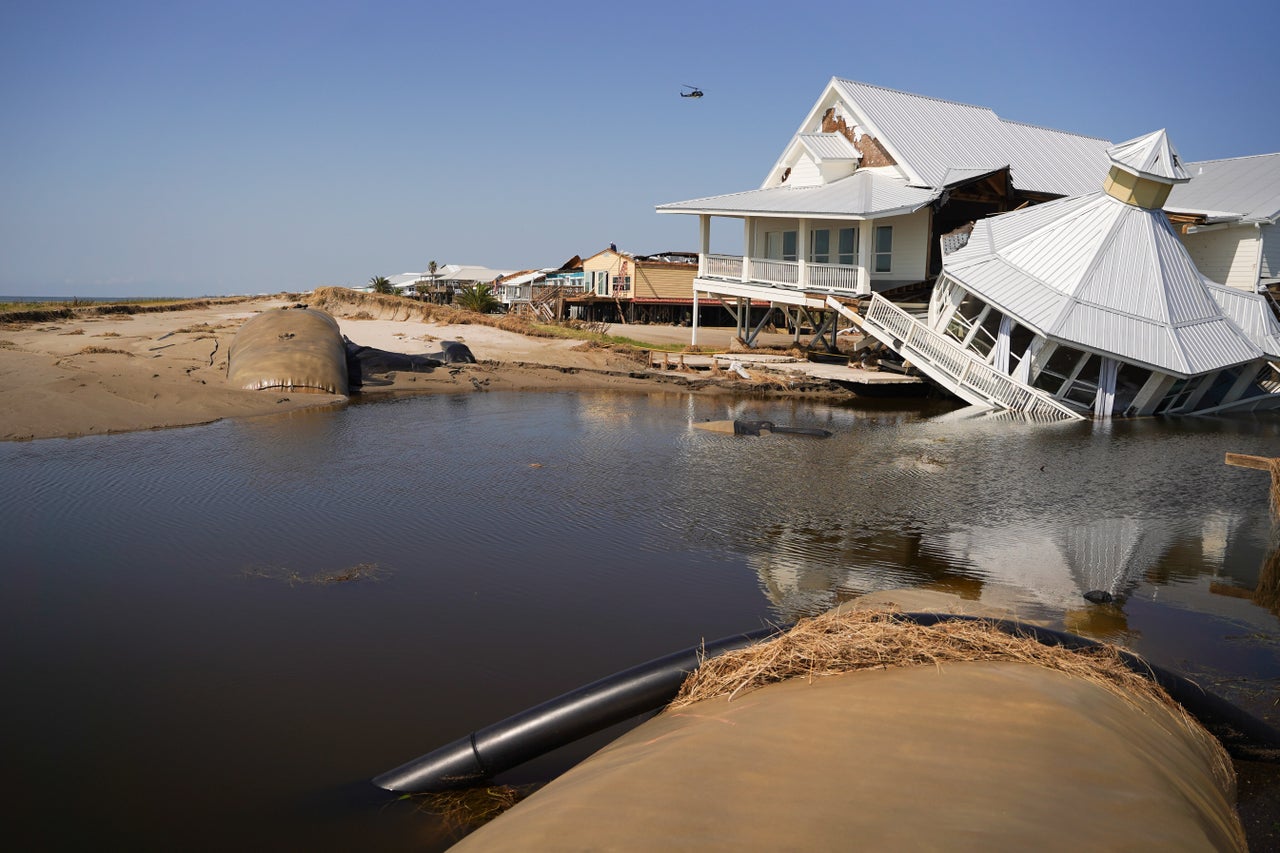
[373,625,783,792]
[373,613,1280,793]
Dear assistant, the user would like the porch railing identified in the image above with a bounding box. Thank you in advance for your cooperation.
[852,295,1082,419]
[705,254,742,279]
[808,262,859,293]
[701,254,859,293]
[749,258,799,286]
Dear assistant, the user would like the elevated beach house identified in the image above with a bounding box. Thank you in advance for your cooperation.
[569,248,699,323]
[849,130,1280,419]
[656,78,1115,345]
[656,77,1280,353]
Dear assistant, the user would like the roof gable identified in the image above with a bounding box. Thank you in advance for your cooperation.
[766,78,1114,197]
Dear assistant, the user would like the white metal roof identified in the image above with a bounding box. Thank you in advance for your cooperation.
[1206,283,1280,358]
[433,265,518,282]
[499,271,544,288]
[657,170,938,219]
[943,191,1264,376]
[1166,153,1280,223]
[829,79,1113,196]
[796,132,861,162]
[1106,129,1190,183]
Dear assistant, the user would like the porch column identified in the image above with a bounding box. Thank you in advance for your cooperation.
[742,219,752,282]
[691,289,700,346]
[857,219,874,295]
[698,215,710,277]
[798,218,809,288]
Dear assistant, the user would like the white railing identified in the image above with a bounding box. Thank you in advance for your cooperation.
[808,262,860,293]
[859,295,1082,419]
[701,254,861,293]
[705,254,743,279]
[750,258,800,286]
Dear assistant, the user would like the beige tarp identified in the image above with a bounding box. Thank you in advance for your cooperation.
[453,661,1245,851]
[226,308,348,395]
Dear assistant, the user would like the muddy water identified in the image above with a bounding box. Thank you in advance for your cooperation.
[2,391,1277,850]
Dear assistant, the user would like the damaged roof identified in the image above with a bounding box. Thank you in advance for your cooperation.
[825,79,1113,196]
[943,189,1266,376]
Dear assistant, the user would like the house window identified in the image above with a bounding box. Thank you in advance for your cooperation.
[766,230,798,261]
[874,226,893,273]
[613,275,631,292]
[810,229,831,264]
[592,270,610,296]
[838,227,857,265]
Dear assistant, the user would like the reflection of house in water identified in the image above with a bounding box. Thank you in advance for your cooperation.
[745,514,1253,637]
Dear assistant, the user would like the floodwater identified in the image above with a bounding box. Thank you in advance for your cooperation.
[2,390,1278,850]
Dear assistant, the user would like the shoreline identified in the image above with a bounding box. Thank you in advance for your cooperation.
[0,292,858,442]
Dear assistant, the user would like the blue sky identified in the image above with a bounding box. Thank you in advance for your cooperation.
[3,0,1278,297]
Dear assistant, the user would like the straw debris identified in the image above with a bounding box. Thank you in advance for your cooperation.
[671,608,1233,789]
[1269,458,1280,520]
[409,784,539,832]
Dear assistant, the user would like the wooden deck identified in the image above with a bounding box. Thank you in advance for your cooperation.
[645,350,925,388]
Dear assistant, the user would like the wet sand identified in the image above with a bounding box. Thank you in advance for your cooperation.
[0,293,831,441]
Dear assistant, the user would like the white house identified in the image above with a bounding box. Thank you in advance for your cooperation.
[656,77,1116,345]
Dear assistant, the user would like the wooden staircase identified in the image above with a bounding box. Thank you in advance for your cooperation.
[827,295,1083,419]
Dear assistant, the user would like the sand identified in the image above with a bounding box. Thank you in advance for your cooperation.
[0,294,835,442]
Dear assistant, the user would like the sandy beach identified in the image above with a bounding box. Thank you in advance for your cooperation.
[0,291,840,442]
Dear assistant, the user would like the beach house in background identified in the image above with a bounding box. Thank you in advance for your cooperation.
[408,264,517,303]
[568,248,699,323]
[497,257,587,320]
[848,130,1280,418]
[365,265,516,301]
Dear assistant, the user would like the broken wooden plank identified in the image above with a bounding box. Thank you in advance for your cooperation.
[1225,453,1276,471]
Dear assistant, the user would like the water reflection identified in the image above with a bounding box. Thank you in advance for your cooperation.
[0,392,1277,851]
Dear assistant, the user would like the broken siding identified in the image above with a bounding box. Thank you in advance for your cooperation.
[1181,226,1260,291]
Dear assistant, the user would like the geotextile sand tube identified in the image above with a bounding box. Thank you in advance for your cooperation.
[450,610,1253,851]
[227,307,349,395]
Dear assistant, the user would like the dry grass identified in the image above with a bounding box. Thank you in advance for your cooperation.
[407,785,539,832]
[671,608,1234,791]
[75,346,132,356]
[0,295,268,326]
[1269,458,1280,520]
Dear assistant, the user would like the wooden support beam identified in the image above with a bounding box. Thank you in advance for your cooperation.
[1225,453,1277,471]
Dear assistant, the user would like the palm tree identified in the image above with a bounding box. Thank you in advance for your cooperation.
[369,275,394,295]
[454,282,501,313]
[427,260,439,302]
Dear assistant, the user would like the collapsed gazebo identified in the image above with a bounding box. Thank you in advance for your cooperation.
[859,130,1280,418]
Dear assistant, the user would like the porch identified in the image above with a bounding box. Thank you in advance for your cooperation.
[699,253,865,295]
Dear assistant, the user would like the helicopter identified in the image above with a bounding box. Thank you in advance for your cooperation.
[680,84,703,99]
